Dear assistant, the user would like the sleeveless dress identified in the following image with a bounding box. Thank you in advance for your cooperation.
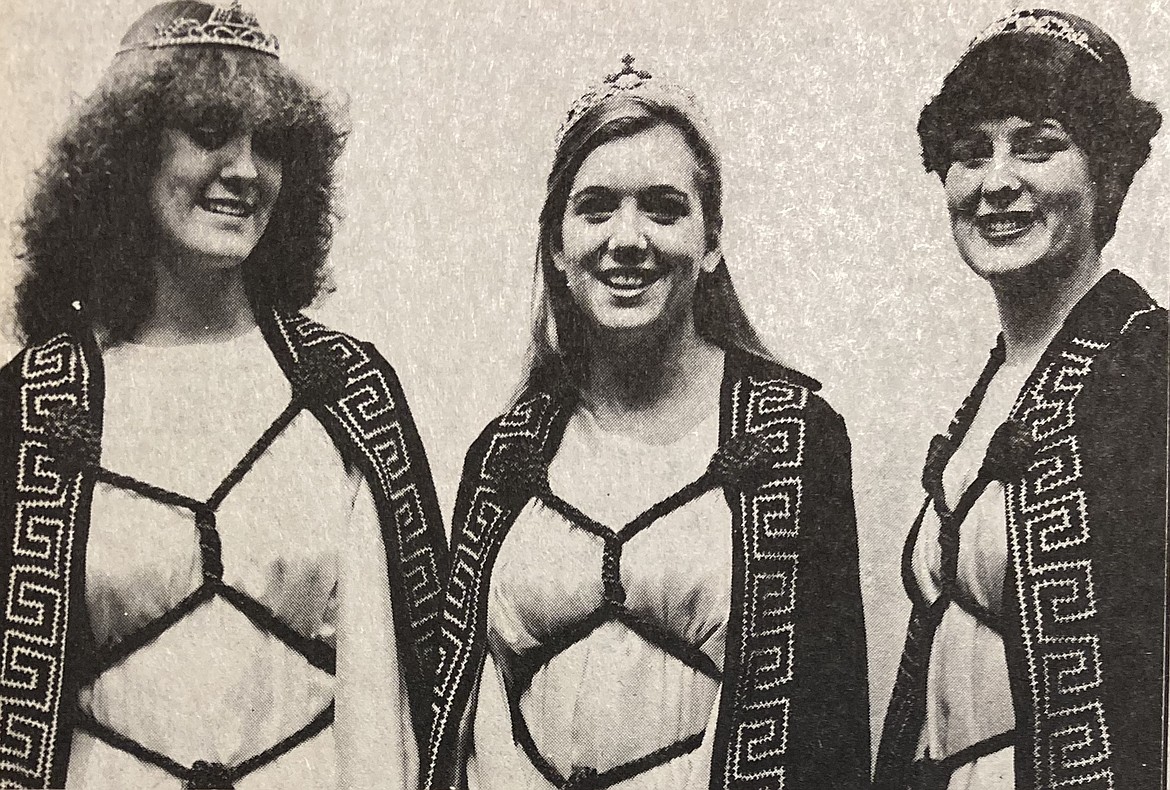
[909,352,1042,790]
[467,405,730,789]
[63,331,416,789]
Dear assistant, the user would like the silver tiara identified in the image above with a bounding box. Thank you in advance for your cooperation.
[118,0,280,59]
[969,9,1102,63]
[555,55,710,147]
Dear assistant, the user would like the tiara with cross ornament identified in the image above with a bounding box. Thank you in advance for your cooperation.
[555,55,711,147]
[967,9,1102,63]
[117,0,280,59]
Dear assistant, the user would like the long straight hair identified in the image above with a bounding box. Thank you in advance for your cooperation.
[519,94,775,399]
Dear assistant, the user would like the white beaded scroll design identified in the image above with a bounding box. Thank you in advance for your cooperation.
[726,377,808,788]
[1005,306,1156,790]
[271,312,442,643]
[424,388,562,790]
[1,337,90,787]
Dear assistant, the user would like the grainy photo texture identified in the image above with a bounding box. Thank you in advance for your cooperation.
[0,2,1166,789]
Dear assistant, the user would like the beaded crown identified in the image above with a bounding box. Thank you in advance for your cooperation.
[969,9,1102,63]
[556,55,711,147]
[117,0,280,59]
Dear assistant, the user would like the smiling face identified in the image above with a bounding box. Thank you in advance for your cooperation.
[554,124,719,341]
[149,123,283,269]
[944,117,1097,282]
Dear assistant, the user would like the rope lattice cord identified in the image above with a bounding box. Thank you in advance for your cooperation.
[74,397,337,789]
[501,466,725,790]
[903,340,1025,785]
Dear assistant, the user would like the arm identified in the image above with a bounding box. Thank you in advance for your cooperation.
[335,476,419,790]
[791,404,872,788]
[1078,308,1167,789]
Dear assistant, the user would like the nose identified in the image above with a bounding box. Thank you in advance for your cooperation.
[978,150,1023,207]
[607,201,649,265]
[219,133,260,184]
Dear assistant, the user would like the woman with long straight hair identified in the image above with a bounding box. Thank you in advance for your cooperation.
[425,58,870,790]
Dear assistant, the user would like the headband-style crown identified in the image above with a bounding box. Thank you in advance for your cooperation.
[556,55,710,146]
[969,9,1102,62]
[117,0,280,59]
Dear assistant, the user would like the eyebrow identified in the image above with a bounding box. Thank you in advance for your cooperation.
[569,184,691,201]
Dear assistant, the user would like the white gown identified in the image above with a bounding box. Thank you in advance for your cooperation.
[911,352,1044,790]
[65,330,417,789]
[467,406,730,790]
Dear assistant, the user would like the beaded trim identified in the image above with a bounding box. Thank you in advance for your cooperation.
[969,9,1102,63]
[556,55,710,147]
[118,0,280,58]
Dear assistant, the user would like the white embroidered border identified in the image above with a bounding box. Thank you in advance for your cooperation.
[424,390,559,790]
[725,376,808,788]
[1,336,87,786]
[1006,307,1155,789]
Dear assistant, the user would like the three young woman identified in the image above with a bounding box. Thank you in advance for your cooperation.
[0,2,445,787]
[2,3,1165,790]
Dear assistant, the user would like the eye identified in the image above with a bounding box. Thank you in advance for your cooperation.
[572,192,618,223]
[1014,133,1070,163]
[182,121,232,151]
[639,191,690,224]
[252,128,287,162]
[948,137,991,168]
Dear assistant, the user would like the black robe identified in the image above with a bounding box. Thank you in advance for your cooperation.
[876,271,1168,790]
[0,309,448,788]
[423,349,871,790]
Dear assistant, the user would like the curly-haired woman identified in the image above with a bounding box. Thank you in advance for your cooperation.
[0,2,446,787]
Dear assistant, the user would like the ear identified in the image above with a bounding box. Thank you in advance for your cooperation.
[700,236,722,275]
[551,246,568,275]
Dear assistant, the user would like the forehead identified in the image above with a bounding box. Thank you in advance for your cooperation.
[572,125,700,192]
[962,116,1067,137]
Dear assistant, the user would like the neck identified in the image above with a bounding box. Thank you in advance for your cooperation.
[990,252,1104,365]
[135,255,256,345]
[579,318,719,415]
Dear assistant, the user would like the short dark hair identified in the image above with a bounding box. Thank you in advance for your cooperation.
[15,45,349,343]
[917,14,1161,248]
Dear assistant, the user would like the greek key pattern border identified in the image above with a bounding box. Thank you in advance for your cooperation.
[423,389,563,790]
[1006,306,1157,790]
[2,336,89,787]
[724,375,809,789]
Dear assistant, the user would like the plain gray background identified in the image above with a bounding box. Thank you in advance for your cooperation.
[2,0,1166,758]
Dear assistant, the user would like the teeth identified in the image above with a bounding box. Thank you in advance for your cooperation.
[977,214,1033,236]
[202,199,252,218]
[600,269,660,289]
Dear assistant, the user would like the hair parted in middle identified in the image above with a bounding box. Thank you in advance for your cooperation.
[522,74,775,396]
[15,43,349,344]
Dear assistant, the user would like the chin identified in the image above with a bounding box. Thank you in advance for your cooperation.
[595,315,660,337]
[173,235,258,269]
[963,241,1082,282]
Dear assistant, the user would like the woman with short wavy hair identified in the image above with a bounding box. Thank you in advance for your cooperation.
[876,10,1165,790]
[0,2,445,787]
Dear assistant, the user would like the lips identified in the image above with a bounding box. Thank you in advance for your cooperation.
[972,210,1037,241]
[595,266,666,294]
[199,196,256,218]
